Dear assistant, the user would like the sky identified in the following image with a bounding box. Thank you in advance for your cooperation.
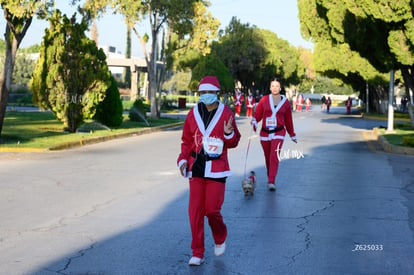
[1,0,313,57]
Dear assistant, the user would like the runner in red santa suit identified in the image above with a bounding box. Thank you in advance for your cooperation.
[251,77,297,191]
[296,94,303,112]
[305,97,312,112]
[245,90,255,117]
[345,96,352,114]
[233,88,244,117]
[326,96,332,113]
[177,75,241,266]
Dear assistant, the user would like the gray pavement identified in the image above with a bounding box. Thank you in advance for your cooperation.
[0,106,413,274]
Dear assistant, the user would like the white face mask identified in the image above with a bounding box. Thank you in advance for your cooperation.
[199,93,217,105]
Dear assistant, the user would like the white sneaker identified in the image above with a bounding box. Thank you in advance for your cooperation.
[188,256,204,266]
[268,183,276,191]
[214,242,226,256]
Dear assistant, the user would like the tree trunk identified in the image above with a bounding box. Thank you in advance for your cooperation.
[408,105,414,129]
[149,18,160,119]
[369,85,387,114]
[0,26,19,139]
[0,9,32,140]
[401,66,414,129]
[149,71,158,119]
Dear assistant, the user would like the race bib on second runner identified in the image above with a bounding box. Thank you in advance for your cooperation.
[266,117,277,129]
[203,137,224,158]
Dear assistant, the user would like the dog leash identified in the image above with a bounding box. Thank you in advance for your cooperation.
[244,126,254,180]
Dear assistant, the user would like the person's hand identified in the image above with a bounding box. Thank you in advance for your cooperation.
[179,162,188,177]
[291,137,298,143]
[250,119,257,132]
[224,116,234,134]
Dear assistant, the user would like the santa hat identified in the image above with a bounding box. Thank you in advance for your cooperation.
[198,76,221,91]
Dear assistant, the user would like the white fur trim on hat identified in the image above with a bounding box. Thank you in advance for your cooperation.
[198,76,221,91]
[198,83,220,91]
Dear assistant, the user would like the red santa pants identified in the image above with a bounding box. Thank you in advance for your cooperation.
[246,107,253,117]
[188,177,227,258]
[260,139,284,184]
[235,104,241,116]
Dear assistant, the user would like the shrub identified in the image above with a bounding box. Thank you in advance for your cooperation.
[402,136,414,147]
[16,94,33,105]
[129,98,147,122]
[94,76,124,127]
[11,85,30,94]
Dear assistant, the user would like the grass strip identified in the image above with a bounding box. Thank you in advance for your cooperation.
[0,111,182,150]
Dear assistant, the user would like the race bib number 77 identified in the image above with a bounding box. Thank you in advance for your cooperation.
[203,137,224,158]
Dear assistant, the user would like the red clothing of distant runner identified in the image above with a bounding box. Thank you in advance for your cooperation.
[234,92,244,117]
[246,95,255,117]
[305,98,311,112]
[296,95,303,112]
[345,97,352,114]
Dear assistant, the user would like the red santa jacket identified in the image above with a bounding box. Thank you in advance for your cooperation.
[252,95,296,141]
[234,92,244,106]
[177,102,241,178]
[246,95,255,108]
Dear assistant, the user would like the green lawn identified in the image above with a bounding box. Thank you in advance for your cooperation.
[363,112,410,122]
[362,112,414,147]
[378,123,414,148]
[0,111,182,150]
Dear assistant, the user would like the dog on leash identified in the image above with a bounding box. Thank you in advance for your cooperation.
[242,171,256,195]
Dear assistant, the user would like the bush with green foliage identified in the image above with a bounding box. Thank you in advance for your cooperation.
[12,54,36,86]
[129,98,148,122]
[94,76,123,127]
[29,11,111,133]
[402,136,414,147]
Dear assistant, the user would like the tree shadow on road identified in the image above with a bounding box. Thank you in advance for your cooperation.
[320,115,386,131]
[28,165,298,275]
[27,136,414,274]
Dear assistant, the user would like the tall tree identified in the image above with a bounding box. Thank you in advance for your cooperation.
[90,18,99,45]
[212,17,266,89]
[0,1,52,139]
[30,10,111,132]
[299,47,315,80]
[83,0,205,119]
[190,53,234,92]
[298,0,414,125]
[123,26,131,88]
[342,0,414,126]
[211,17,304,93]
[298,0,389,112]
[167,1,220,71]
[256,29,303,87]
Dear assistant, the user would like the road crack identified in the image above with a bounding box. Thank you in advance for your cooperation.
[55,238,96,274]
[289,200,335,265]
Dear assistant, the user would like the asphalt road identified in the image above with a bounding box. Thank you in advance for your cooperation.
[0,106,413,274]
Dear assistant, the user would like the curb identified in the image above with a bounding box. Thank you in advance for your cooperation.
[371,127,414,156]
[0,147,47,153]
[0,122,184,153]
